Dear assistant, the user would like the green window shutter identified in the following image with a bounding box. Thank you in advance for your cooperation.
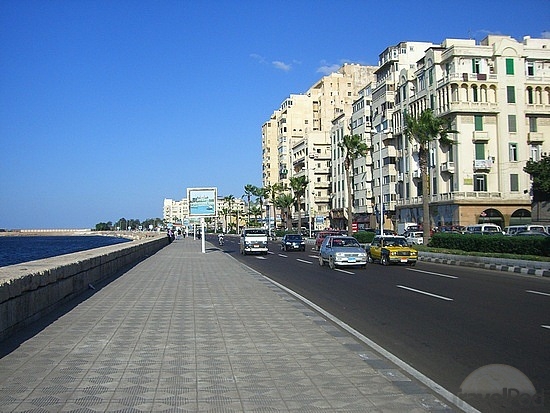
[507,86,516,103]
[506,58,514,75]
[475,115,483,131]
[475,143,485,160]
[510,174,519,192]
[508,115,517,132]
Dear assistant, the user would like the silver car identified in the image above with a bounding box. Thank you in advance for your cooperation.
[318,236,367,269]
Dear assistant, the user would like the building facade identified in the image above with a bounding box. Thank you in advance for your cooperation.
[393,35,550,229]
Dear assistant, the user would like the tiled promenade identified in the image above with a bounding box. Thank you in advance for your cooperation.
[0,237,462,412]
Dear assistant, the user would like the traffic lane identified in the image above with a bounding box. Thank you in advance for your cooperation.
[230,247,550,403]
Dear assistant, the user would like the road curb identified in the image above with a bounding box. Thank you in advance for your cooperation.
[418,252,550,277]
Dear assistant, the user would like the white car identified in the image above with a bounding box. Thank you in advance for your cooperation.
[405,231,424,245]
[318,236,367,269]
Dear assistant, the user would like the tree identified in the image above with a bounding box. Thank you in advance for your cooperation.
[404,109,458,244]
[223,195,235,232]
[338,134,369,236]
[274,193,294,230]
[289,176,309,231]
[252,186,269,226]
[244,184,257,225]
[524,156,550,200]
[267,183,286,231]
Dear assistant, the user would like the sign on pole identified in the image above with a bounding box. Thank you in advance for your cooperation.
[187,187,217,253]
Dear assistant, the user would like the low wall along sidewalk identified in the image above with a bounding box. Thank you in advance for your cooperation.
[0,235,169,341]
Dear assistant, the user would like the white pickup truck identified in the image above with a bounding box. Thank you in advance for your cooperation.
[240,228,269,255]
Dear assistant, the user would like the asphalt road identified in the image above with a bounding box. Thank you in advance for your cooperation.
[209,234,550,413]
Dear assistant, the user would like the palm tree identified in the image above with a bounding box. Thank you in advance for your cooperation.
[338,134,369,236]
[249,204,262,225]
[252,186,269,226]
[267,183,286,231]
[274,192,294,230]
[244,184,257,225]
[223,195,235,232]
[220,207,231,233]
[403,109,458,244]
[289,176,309,232]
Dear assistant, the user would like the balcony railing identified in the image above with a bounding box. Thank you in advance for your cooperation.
[473,159,492,170]
[440,161,455,173]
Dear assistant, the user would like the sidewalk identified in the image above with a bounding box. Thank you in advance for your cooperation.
[0,237,462,412]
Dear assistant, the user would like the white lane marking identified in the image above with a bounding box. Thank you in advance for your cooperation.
[296,259,313,265]
[526,290,550,297]
[397,285,454,301]
[256,256,267,260]
[267,251,275,255]
[255,276,479,413]
[407,268,458,279]
[542,325,550,330]
[308,255,319,259]
[335,268,355,275]
[278,254,288,258]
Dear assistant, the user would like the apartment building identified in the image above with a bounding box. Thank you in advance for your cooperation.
[393,35,550,229]
[262,64,376,229]
[260,34,549,232]
[370,41,437,231]
[351,85,374,228]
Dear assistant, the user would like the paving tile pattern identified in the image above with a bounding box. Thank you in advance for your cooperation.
[0,238,456,412]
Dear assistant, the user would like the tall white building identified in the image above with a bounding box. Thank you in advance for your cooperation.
[393,35,550,229]
[371,41,437,231]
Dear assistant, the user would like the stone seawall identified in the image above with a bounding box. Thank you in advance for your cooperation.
[0,235,169,341]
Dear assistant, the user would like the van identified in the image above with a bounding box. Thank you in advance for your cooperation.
[240,228,269,255]
[466,224,504,235]
[504,225,546,236]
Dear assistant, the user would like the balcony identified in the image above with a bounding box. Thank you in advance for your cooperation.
[440,161,455,173]
[381,146,396,159]
[528,132,544,143]
[472,131,489,141]
[473,159,493,170]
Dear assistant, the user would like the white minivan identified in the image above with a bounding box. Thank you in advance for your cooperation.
[466,223,504,235]
[504,225,546,236]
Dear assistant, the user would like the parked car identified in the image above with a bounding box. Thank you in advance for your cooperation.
[466,224,504,235]
[314,230,341,250]
[513,230,550,237]
[281,234,306,251]
[504,225,546,236]
[318,236,367,269]
[366,235,418,266]
[405,231,424,245]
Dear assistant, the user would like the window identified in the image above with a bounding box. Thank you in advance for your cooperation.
[527,87,534,104]
[507,86,516,103]
[506,58,514,75]
[428,68,433,86]
[508,115,517,133]
[475,115,483,131]
[472,86,479,102]
[530,145,541,161]
[475,143,486,160]
[527,62,535,76]
[474,174,487,191]
[529,117,538,132]
[472,58,481,74]
[510,174,519,192]
[509,143,518,161]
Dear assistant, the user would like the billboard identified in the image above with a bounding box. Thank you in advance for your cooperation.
[187,187,217,217]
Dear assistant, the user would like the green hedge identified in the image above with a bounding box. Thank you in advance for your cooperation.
[428,233,550,257]
[353,231,376,243]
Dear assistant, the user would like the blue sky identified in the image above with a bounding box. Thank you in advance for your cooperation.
[1,0,548,229]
